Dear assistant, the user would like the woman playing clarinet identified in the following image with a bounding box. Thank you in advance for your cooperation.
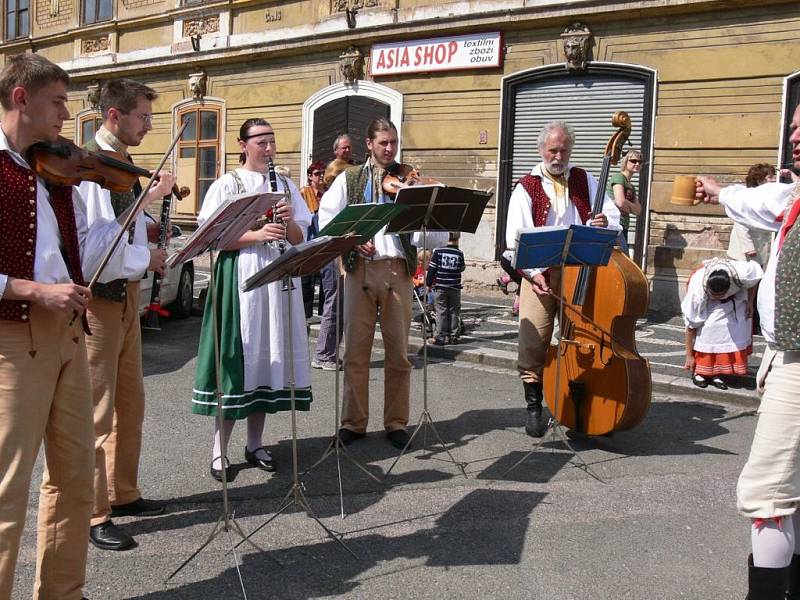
[192,118,313,482]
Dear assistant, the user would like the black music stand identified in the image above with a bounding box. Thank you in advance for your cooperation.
[382,184,492,478]
[503,224,617,481]
[301,203,407,519]
[165,190,282,597]
[233,234,362,558]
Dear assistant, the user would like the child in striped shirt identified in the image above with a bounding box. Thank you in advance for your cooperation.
[425,232,466,345]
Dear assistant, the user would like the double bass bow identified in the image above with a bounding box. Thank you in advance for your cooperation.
[542,111,652,436]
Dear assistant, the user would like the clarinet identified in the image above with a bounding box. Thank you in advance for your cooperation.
[142,193,173,330]
[267,157,287,255]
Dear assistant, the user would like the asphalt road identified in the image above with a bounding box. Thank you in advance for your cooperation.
[11,313,755,599]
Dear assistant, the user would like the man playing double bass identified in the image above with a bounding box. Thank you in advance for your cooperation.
[505,120,620,438]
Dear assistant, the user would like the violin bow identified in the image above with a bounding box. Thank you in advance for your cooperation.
[70,121,188,324]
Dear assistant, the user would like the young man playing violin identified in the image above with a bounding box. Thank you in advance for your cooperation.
[77,79,175,552]
[0,54,159,600]
[318,117,446,450]
[504,120,620,438]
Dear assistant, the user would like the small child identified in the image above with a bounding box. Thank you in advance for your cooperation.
[681,257,763,389]
[425,232,466,345]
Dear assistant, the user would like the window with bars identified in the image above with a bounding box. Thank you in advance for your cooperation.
[175,105,221,215]
[6,0,29,39]
[83,0,112,24]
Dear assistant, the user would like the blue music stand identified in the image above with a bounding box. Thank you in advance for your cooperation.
[506,224,618,481]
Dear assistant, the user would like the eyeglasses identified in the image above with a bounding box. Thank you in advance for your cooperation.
[628,159,642,165]
[127,112,153,125]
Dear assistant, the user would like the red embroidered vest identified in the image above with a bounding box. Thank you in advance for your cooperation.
[0,151,85,322]
[518,167,592,226]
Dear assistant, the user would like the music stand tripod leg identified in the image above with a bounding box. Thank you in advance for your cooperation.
[167,249,276,595]
[238,272,359,559]
[503,232,603,483]
[300,269,382,521]
[383,224,468,479]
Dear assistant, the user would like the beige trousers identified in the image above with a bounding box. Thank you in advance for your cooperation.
[0,305,94,600]
[517,269,561,383]
[342,257,413,433]
[85,282,145,526]
[737,350,800,519]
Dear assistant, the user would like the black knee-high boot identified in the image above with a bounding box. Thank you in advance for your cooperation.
[746,555,789,600]
[786,554,800,600]
[523,382,549,437]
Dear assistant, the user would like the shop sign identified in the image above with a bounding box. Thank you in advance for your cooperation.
[369,32,502,76]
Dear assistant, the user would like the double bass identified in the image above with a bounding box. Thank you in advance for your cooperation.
[542,112,651,435]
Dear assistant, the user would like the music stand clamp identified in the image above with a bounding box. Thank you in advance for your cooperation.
[382,184,492,478]
[235,234,363,558]
[302,203,406,519]
[165,190,282,597]
[504,224,617,481]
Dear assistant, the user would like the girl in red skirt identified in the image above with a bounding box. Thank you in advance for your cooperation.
[682,258,763,389]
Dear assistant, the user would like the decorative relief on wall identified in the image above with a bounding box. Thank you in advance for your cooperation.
[81,35,110,55]
[332,0,383,12]
[188,70,207,101]
[87,81,101,109]
[49,0,58,17]
[265,8,282,22]
[560,22,592,71]
[36,0,71,28]
[339,46,364,85]
[183,15,220,38]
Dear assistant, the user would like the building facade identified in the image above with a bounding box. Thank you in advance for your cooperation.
[2,0,799,313]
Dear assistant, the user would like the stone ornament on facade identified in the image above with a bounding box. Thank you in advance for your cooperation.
[339,46,365,85]
[332,0,383,11]
[188,71,207,101]
[183,15,220,38]
[49,0,59,17]
[81,35,110,55]
[560,22,593,71]
[87,81,101,110]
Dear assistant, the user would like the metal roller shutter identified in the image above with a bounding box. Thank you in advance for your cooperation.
[511,74,646,250]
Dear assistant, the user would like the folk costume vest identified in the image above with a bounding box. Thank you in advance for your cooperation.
[774,195,800,351]
[84,137,141,303]
[0,151,86,322]
[518,167,592,227]
[342,163,417,276]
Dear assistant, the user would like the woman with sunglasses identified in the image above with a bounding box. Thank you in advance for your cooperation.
[607,149,643,252]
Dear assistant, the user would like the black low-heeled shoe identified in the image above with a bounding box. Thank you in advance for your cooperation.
[692,374,709,388]
[210,457,233,483]
[711,377,728,390]
[245,446,276,472]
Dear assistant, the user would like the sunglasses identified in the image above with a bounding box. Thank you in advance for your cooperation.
[311,171,324,176]
[628,159,642,165]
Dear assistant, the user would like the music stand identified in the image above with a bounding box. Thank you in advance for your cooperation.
[233,235,362,557]
[382,184,492,478]
[503,224,617,480]
[300,203,407,519]
[165,190,282,596]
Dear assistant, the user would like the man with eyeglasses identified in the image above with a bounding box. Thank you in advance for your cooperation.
[333,133,356,164]
[78,78,176,552]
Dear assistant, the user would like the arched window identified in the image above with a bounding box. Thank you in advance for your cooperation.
[497,63,656,267]
[173,99,224,216]
[302,81,403,173]
[75,109,102,146]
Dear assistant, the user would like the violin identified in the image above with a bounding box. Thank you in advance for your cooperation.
[27,136,186,202]
[382,163,441,196]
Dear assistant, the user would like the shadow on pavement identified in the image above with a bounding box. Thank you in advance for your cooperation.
[128,488,545,600]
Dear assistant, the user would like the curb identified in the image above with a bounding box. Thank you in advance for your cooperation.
[308,324,760,409]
